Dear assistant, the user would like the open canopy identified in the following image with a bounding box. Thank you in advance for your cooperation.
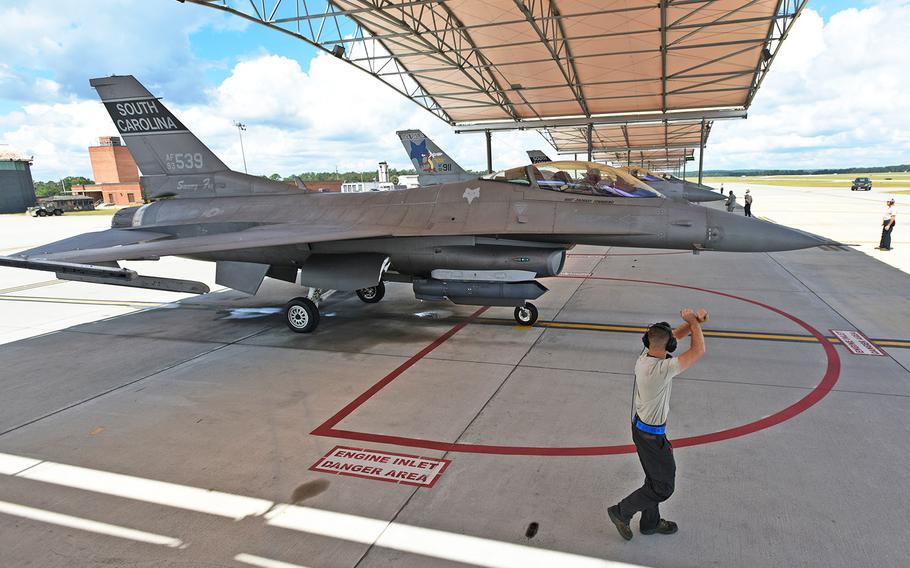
[485,160,661,198]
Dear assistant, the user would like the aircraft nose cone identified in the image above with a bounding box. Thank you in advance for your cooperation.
[704,209,830,252]
[685,186,726,203]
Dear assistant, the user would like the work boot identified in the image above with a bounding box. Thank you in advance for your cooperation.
[640,519,678,535]
[607,505,633,541]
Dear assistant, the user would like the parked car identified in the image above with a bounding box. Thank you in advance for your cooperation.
[27,203,64,217]
[851,177,872,191]
[27,196,96,217]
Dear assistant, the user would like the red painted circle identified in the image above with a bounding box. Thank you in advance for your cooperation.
[313,276,841,456]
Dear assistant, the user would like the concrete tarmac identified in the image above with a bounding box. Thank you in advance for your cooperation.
[1,201,910,568]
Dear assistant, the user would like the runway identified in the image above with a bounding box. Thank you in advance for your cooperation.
[1,211,910,567]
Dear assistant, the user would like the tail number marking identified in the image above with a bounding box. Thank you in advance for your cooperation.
[166,153,204,171]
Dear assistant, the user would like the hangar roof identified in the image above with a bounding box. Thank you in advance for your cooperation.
[544,120,712,155]
[186,0,807,128]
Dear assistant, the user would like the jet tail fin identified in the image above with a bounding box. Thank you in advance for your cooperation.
[527,150,552,164]
[397,129,467,177]
[91,75,296,199]
[90,75,228,177]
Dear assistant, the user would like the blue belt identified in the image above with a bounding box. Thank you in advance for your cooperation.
[634,417,666,435]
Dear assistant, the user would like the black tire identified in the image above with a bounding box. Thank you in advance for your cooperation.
[513,302,539,326]
[284,297,320,333]
[53,209,63,216]
[356,282,385,303]
[37,209,47,217]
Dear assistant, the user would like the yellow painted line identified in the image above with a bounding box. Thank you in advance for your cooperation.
[0,279,62,295]
[531,320,910,348]
[0,295,161,308]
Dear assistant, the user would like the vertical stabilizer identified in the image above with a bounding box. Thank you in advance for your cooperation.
[90,75,227,176]
[527,150,552,164]
[90,75,294,198]
[396,129,477,186]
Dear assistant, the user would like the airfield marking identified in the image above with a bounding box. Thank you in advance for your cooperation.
[483,319,910,349]
[5,294,908,349]
[0,279,62,295]
[0,295,164,308]
[312,277,842,456]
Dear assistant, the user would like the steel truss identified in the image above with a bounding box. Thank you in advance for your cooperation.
[184,0,807,128]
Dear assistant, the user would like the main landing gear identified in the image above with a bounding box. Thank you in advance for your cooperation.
[356,281,385,304]
[513,302,539,326]
[284,283,387,333]
[284,297,319,333]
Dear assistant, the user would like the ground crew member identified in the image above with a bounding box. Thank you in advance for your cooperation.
[877,198,896,250]
[744,189,753,217]
[725,190,736,212]
[607,308,708,540]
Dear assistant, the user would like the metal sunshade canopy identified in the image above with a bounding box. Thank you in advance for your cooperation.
[545,121,712,154]
[185,0,806,129]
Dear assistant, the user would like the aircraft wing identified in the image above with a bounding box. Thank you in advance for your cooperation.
[14,224,390,264]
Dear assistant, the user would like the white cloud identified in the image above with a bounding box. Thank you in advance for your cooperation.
[0,0,237,103]
[706,2,910,170]
[0,50,544,180]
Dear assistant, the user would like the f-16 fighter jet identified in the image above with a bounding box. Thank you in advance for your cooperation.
[0,76,829,334]
[397,129,477,186]
[623,165,724,203]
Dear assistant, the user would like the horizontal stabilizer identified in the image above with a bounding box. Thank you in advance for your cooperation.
[0,255,208,294]
[0,256,136,280]
[58,273,210,294]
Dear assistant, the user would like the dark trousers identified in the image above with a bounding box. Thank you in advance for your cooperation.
[880,222,894,249]
[618,424,676,530]
[744,203,752,217]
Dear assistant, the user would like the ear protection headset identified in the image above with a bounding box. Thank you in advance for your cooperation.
[642,322,677,353]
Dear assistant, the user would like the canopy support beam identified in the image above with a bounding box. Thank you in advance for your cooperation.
[698,118,706,186]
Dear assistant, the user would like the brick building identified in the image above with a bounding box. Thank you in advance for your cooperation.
[71,136,143,205]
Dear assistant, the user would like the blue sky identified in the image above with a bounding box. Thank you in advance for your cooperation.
[0,0,905,179]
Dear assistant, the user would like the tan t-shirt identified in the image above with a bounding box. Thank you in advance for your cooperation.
[633,349,682,426]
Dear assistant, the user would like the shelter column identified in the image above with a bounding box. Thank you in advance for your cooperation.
[698,119,706,186]
[485,130,492,174]
[586,124,593,161]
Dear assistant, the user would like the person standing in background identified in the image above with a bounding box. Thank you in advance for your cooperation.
[877,198,896,250]
[744,189,753,217]
[725,190,736,213]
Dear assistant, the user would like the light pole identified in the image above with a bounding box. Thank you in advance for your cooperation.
[233,121,247,173]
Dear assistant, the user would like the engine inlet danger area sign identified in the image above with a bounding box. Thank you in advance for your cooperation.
[310,446,450,488]
[830,329,887,356]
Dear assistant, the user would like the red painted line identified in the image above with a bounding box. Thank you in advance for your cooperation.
[311,306,489,435]
[312,277,840,456]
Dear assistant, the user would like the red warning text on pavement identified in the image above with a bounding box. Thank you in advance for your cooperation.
[310,446,451,488]
[830,329,886,356]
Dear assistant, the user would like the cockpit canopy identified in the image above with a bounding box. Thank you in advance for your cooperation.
[624,165,669,183]
[484,161,660,198]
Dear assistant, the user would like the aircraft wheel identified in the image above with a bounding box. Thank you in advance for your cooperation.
[356,282,385,304]
[513,302,539,326]
[284,297,320,333]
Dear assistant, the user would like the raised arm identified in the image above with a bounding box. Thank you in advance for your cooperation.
[673,309,708,339]
[677,309,707,372]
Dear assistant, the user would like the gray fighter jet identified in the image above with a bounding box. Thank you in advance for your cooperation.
[623,165,724,203]
[397,129,477,186]
[0,75,829,334]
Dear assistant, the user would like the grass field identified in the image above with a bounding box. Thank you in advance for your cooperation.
[701,172,910,189]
